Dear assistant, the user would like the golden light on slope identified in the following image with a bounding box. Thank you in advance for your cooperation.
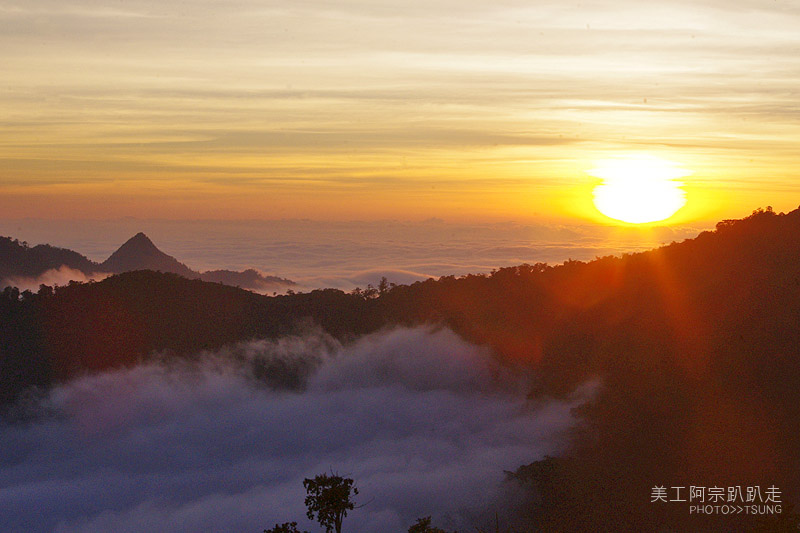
[590,156,690,224]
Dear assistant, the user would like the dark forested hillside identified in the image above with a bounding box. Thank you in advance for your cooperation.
[383,206,800,530]
[0,271,379,403]
[0,237,96,281]
[2,206,800,531]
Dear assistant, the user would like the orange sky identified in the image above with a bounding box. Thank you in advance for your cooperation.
[1,0,799,224]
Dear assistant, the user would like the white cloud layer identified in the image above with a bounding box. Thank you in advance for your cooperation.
[0,218,705,291]
[1,266,109,292]
[0,327,591,532]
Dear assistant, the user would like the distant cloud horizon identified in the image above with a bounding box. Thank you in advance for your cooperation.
[0,217,711,291]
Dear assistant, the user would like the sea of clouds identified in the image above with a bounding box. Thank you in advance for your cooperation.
[0,326,593,532]
[0,218,706,292]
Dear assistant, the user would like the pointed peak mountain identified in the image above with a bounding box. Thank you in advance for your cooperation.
[101,233,196,278]
[119,232,159,252]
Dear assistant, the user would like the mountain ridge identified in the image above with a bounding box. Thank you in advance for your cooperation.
[0,232,295,292]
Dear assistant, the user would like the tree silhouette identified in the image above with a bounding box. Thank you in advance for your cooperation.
[303,473,359,533]
[378,276,389,295]
[407,516,451,533]
[264,522,309,533]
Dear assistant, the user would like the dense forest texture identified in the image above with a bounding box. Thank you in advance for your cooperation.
[2,206,800,531]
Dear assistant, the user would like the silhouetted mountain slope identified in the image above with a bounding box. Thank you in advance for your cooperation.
[2,207,800,531]
[374,209,800,531]
[4,208,799,392]
[199,268,295,290]
[0,271,375,390]
[100,232,195,277]
[0,233,295,291]
[0,236,96,281]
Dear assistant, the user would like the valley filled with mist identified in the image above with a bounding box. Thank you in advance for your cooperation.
[2,208,800,531]
[1,327,590,532]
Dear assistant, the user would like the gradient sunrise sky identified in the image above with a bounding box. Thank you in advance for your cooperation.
[1,0,798,223]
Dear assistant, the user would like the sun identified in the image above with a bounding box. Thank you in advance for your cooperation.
[589,155,690,224]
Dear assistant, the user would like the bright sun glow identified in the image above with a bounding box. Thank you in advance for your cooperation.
[590,156,690,224]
